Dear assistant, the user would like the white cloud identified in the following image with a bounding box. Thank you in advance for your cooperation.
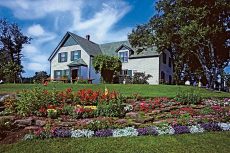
[0,0,132,75]
[26,62,49,72]
[23,45,38,54]
[27,24,45,37]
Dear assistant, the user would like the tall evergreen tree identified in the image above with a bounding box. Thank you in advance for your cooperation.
[0,19,31,82]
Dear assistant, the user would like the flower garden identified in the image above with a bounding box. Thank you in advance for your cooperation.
[0,86,230,143]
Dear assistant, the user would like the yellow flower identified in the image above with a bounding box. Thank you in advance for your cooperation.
[47,109,57,113]
[84,106,97,110]
[105,87,108,96]
[76,105,82,108]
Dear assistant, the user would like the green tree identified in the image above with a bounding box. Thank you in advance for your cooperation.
[129,0,230,88]
[0,18,31,83]
[93,55,122,83]
[33,71,49,83]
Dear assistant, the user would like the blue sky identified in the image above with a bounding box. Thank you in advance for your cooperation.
[0,0,156,77]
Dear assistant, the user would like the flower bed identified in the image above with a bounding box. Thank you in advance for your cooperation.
[0,87,230,143]
[23,122,230,140]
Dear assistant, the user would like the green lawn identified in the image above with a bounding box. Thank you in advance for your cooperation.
[0,83,230,98]
[1,132,230,153]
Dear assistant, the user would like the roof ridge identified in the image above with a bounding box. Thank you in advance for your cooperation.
[68,31,99,45]
[99,40,129,45]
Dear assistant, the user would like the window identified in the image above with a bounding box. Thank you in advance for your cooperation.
[71,50,81,61]
[120,69,132,76]
[163,52,167,64]
[58,52,67,62]
[168,57,172,67]
[119,51,128,63]
[54,70,62,79]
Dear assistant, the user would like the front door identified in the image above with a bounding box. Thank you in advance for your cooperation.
[71,69,78,81]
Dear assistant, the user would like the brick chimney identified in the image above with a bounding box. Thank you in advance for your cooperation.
[86,35,90,41]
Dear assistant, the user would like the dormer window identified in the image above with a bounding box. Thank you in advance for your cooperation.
[119,51,128,63]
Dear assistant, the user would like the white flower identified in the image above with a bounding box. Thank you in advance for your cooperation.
[113,127,138,137]
[218,123,230,131]
[156,125,175,135]
[189,124,204,133]
[71,129,94,138]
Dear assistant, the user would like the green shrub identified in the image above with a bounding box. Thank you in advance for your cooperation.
[62,104,74,115]
[133,72,152,84]
[174,90,201,105]
[95,96,125,117]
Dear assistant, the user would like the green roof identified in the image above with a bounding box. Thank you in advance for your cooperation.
[99,41,159,58]
[68,58,87,67]
[69,32,102,56]
[99,41,130,56]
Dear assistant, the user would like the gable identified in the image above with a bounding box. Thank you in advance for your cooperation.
[62,35,78,47]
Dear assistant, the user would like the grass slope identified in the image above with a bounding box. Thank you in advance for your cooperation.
[1,132,230,153]
[0,83,230,98]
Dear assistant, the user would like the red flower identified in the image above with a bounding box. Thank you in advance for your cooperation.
[43,81,48,86]
[66,88,72,93]
[39,107,46,113]
[47,105,56,109]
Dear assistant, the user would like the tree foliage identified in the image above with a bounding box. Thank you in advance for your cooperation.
[93,55,122,83]
[128,0,230,88]
[33,71,49,83]
[0,18,31,82]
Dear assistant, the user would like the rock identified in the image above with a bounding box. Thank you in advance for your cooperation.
[35,120,46,127]
[115,119,127,124]
[0,94,10,103]
[56,122,76,127]
[14,118,33,126]
[0,115,15,121]
[149,110,161,115]
[24,126,40,130]
[125,112,138,119]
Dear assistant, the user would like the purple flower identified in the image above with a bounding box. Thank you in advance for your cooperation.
[137,127,158,136]
[200,123,221,131]
[95,129,113,137]
[173,125,190,134]
[53,129,71,138]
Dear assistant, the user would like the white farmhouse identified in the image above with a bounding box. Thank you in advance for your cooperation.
[48,32,173,84]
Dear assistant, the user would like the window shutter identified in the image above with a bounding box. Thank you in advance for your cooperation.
[54,70,57,79]
[78,50,81,59]
[60,70,62,78]
[65,52,68,62]
[58,53,61,62]
[71,51,74,61]
[63,70,66,76]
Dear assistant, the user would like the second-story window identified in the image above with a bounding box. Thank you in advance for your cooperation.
[163,52,167,64]
[58,52,67,62]
[71,50,81,61]
[119,51,128,63]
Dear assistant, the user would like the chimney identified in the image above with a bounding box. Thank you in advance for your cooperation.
[86,35,90,41]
